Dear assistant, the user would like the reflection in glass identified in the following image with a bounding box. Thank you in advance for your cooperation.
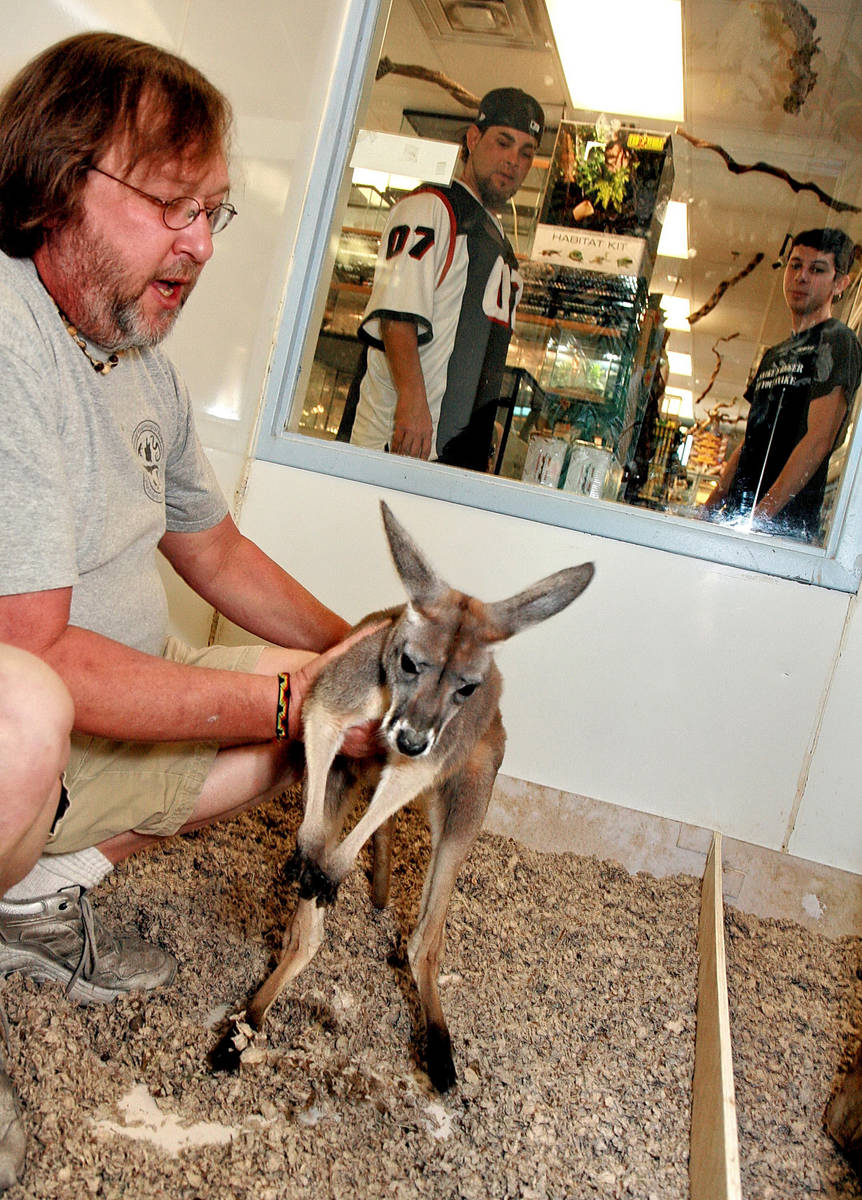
[288,0,862,551]
[698,232,862,544]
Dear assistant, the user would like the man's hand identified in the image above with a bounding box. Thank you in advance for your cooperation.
[286,619,390,755]
[380,317,433,459]
[391,391,433,458]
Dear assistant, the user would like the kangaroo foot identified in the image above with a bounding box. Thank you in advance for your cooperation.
[425,1024,457,1093]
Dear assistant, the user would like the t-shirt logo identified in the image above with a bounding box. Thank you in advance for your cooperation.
[132,420,164,503]
[815,341,834,383]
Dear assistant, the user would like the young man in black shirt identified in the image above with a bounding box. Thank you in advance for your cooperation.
[704,228,861,541]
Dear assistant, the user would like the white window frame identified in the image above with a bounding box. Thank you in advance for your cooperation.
[254,0,862,594]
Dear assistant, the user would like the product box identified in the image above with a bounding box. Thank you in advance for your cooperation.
[532,119,674,282]
[522,433,568,489]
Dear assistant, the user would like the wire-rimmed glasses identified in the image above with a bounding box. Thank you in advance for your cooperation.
[89,166,237,234]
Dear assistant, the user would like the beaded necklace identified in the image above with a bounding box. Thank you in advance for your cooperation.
[56,307,123,374]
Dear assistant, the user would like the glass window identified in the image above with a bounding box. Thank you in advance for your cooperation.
[259,0,862,591]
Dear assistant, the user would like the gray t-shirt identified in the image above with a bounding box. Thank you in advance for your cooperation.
[0,253,228,654]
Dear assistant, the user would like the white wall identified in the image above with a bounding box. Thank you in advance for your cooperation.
[8,1,861,877]
[232,461,861,874]
[2,0,365,646]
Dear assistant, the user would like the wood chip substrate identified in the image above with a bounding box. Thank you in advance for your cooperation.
[1,790,859,1198]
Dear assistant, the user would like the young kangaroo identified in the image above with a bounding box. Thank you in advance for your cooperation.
[211,501,594,1091]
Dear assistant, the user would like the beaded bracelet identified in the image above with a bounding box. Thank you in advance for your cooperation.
[275,672,290,739]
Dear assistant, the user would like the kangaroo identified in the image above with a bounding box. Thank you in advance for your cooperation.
[211,501,594,1091]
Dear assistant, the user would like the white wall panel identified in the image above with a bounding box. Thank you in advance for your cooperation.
[235,460,854,866]
[788,595,862,874]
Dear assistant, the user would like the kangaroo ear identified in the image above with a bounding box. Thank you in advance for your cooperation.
[486,562,595,640]
[381,501,450,607]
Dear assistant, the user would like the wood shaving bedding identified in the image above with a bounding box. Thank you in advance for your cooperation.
[1,790,858,1198]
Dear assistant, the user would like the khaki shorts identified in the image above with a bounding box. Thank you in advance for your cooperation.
[48,637,265,855]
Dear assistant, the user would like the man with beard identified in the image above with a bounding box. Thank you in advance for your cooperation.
[0,33,379,1187]
[345,88,544,470]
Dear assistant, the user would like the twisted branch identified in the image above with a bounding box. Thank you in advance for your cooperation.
[694,333,740,406]
[676,129,860,214]
[688,253,765,325]
[375,58,481,111]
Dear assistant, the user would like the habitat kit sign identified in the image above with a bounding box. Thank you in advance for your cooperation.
[530,225,648,277]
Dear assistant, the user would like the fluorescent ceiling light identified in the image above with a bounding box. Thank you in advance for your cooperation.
[657,201,689,259]
[352,168,421,192]
[547,0,684,121]
[667,350,692,376]
[660,295,691,331]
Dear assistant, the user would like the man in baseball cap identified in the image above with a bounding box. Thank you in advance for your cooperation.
[475,87,545,141]
[346,85,544,470]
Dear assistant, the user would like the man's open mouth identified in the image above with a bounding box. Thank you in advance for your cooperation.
[154,280,183,298]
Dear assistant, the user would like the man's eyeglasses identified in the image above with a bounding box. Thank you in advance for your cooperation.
[88,166,237,234]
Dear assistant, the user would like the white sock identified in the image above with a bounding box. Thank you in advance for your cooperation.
[2,848,113,902]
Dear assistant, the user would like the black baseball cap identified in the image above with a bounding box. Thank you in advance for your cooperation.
[475,88,544,142]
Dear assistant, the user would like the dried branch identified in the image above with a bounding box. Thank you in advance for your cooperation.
[694,333,741,407]
[675,129,860,214]
[688,253,765,325]
[779,0,820,115]
[375,58,481,111]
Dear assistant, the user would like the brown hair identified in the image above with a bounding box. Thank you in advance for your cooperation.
[0,31,233,256]
[791,228,858,277]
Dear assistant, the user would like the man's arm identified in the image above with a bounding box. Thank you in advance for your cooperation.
[159,514,349,652]
[0,515,361,743]
[702,443,742,511]
[381,318,433,459]
[754,386,847,521]
[0,585,282,741]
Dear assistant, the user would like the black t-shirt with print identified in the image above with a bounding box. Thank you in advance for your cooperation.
[726,318,862,538]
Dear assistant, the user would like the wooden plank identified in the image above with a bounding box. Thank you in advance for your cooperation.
[825,1041,862,1168]
[690,832,743,1200]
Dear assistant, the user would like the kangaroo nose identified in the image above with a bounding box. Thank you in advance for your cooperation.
[396,728,430,757]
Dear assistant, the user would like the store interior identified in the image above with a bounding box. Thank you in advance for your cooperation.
[288,0,862,545]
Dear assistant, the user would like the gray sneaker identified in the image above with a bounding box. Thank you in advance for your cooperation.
[0,887,176,1004]
[0,1011,24,1191]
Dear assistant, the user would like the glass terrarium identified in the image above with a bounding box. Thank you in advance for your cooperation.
[539,328,620,403]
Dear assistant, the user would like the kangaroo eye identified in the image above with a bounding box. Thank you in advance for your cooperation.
[456,681,478,698]
[400,652,419,674]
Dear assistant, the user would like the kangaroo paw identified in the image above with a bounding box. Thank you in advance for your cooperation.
[299,860,340,907]
[425,1025,457,1093]
[291,852,339,905]
[282,847,305,884]
[284,848,340,906]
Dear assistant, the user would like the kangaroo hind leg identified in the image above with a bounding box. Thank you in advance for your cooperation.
[409,738,499,1092]
[371,815,394,909]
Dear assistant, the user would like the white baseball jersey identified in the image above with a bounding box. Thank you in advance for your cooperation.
[349,180,523,469]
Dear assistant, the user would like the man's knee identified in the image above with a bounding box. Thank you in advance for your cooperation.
[0,645,74,783]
